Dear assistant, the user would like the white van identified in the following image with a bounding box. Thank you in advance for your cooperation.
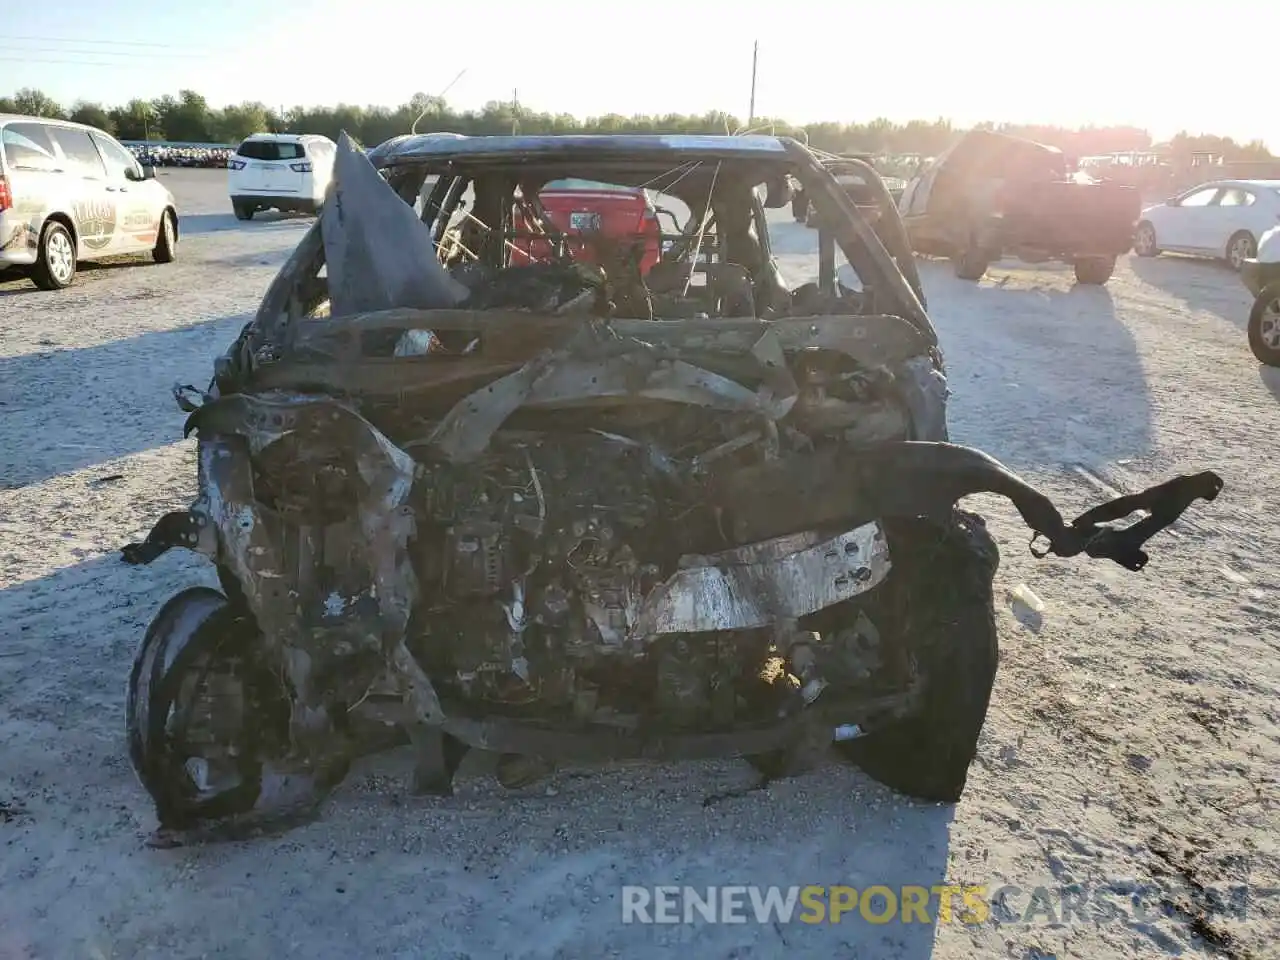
[227,133,336,220]
[0,113,178,289]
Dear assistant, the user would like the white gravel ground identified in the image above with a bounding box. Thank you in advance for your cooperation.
[1,170,1277,960]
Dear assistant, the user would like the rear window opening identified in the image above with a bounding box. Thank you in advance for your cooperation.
[542,179,638,193]
[236,140,306,162]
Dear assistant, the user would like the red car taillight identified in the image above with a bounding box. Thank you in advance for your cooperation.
[0,175,11,212]
[290,161,312,173]
[227,159,246,170]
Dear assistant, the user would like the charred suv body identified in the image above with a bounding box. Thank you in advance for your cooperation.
[123,133,1222,835]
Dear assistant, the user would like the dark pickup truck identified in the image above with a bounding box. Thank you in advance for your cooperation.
[897,130,1140,285]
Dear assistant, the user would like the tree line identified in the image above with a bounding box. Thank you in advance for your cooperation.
[2,86,1273,162]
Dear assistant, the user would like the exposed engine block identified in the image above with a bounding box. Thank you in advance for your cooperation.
[408,432,705,712]
[399,426,892,730]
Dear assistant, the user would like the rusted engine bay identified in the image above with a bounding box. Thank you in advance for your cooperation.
[122,134,1223,833]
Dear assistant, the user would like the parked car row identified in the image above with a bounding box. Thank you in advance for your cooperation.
[126,145,232,168]
[882,131,1280,367]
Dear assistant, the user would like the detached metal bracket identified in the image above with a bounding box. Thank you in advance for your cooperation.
[121,511,205,565]
[1032,470,1225,571]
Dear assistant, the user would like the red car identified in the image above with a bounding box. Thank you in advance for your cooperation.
[511,178,662,274]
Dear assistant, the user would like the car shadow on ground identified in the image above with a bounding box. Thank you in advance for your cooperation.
[0,313,249,489]
[180,211,316,236]
[0,258,158,297]
[914,257,1154,473]
[1259,365,1280,403]
[0,547,957,960]
[0,267,28,296]
[1128,255,1253,329]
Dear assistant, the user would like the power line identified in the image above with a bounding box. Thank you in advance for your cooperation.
[0,55,163,69]
[0,44,220,61]
[1,34,212,50]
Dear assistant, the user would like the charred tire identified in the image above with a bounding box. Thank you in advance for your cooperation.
[31,220,76,290]
[152,209,177,263]
[127,587,279,829]
[952,247,990,281]
[1226,231,1257,272]
[1134,221,1160,257]
[837,510,999,803]
[233,201,254,221]
[1073,256,1116,285]
[1247,281,1280,367]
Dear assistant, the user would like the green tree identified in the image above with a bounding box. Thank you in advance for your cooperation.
[153,90,212,142]
[1238,139,1272,161]
[215,101,269,143]
[108,99,160,141]
[68,101,114,133]
[11,88,64,118]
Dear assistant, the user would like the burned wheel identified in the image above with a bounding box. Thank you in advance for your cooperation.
[836,510,999,802]
[127,587,282,829]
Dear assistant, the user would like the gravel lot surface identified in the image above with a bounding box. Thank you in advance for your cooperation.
[1,169,1277,960]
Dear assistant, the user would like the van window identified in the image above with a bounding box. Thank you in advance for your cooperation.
[50,128,107,178]
[1,123,60,172]
[236,140,306,161]
[93,134,141,180]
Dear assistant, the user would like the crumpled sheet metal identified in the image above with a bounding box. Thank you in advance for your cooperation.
[630,522,892,637]
[187,393,443,723]
[897,354,949,442]
[427,329,798,464]
[321,132,469,318]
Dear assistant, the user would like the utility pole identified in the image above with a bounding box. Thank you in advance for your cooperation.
[512,88,519,135]
[747,40,758,127]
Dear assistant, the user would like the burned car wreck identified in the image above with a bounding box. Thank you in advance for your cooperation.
[122,133,1222,836]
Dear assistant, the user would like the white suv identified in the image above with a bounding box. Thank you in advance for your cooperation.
[0,113,178,289]
[227,133,336,220]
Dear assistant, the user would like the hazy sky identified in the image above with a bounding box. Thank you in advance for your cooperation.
[3,0,1277,150]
